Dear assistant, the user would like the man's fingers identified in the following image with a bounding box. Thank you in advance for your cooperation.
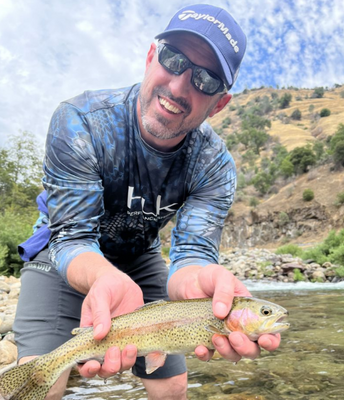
[120,345,138,370]
[212,335,241,363]
[77,359,102,378]
[98,347,122,379]
[258,333,281,352]
[228,332,261,359]
[78,346,138,379]
[199,265,251,319]
[195,345,214,362]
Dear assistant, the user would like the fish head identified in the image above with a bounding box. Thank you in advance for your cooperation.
[224,297,290,341]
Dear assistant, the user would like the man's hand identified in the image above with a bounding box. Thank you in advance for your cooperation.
[77,270,144,379]
[168,264,281,363]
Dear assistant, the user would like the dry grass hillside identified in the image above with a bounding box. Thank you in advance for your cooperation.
[210,85,344,150]
[207,85,344,248]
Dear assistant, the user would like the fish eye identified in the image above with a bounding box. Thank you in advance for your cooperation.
[260,306,272,316]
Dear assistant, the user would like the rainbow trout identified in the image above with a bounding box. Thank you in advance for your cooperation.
[0,297,289,400]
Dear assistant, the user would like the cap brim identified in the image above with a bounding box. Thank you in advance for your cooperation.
[155,29,233,89]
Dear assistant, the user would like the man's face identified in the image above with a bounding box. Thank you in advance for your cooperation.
[138,33,231,147]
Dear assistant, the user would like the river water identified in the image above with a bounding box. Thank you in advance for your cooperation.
[64,281,344,400]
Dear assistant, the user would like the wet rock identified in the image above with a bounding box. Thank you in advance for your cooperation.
[322,261,333,268]
[312,270,326,282]
[281,263,306,273]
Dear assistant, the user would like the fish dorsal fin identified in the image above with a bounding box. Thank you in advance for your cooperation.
[135,300,167,311]
[205,325,229,335]
[71,326,92,335]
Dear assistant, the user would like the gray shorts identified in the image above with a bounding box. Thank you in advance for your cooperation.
[13,248,186,380]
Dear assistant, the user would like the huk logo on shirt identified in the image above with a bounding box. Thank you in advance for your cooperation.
[126,186,178,221]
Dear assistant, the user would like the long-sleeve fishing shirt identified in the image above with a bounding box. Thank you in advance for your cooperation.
[42,84,236,283]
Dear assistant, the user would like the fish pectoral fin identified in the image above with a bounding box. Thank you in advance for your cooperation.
[145,352,167,374]
[205,325,228,335]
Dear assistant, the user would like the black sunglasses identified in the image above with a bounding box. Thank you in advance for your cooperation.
[157,43,228,96]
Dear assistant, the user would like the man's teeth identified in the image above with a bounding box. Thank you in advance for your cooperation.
[159,98,182,114]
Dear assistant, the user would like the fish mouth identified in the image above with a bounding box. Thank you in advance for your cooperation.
[272,313,290,331]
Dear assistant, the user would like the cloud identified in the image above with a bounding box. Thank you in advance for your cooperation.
[0,0,343,146]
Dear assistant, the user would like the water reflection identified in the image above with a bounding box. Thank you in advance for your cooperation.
[65,284,344,399]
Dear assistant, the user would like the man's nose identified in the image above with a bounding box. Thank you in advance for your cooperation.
[168,68,193,96]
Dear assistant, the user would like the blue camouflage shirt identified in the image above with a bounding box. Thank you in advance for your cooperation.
[42,84,236,283]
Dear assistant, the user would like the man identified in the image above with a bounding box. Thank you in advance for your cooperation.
[15,4,281,400]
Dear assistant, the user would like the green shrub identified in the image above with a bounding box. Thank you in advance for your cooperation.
[293,269,305,281]
[335,191,344,206]
[303,189,314,201]
[291,108,302,120]
[335,266,344,277]
[302,229,344,266]
[237,173,246,189]
[320,108,331,117]
[226,134,238,150]
[302,247,329,265]
[278,212,290,227]
[309,104,315,112]
[222,116,232,128]
[161,246,170,259]
[249,197,259,207]
[275,243,303,257]
[0,210,37,277]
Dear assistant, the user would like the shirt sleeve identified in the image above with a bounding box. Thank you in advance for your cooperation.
[43,102,104,283]
[168,135,236,280]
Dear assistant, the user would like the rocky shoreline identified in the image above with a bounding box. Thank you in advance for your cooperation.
[1,248,343,374]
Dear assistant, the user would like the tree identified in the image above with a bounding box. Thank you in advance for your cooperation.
[280,158,294,178]
[312,87,325,98]
[226,133,238,150]
[330,124,344,151]
[0,131,43,214]
[333,141,344,167]
[289,146,316,173]
[313,141,325,160]
[249,128,269,155]
[241,114,271,131]
[272,144,289,166]
[278,93,292,109]
[251,172,272,195]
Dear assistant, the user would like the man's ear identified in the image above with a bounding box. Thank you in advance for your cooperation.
[145,43,157,72]
[208,94,232,117]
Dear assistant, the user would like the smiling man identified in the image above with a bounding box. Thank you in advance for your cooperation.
[14,4,281,400]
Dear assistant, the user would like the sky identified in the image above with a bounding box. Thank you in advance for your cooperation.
[1,0,344,147]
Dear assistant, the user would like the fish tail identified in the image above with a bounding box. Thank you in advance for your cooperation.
[0,358,52,400]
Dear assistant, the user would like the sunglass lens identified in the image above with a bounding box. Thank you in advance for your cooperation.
[193,68,221,95]
[160,46,189,74]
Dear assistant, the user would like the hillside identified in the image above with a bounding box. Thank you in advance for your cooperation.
[208,85,344,250]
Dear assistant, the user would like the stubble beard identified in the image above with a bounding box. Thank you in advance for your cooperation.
[139,85,214,141]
